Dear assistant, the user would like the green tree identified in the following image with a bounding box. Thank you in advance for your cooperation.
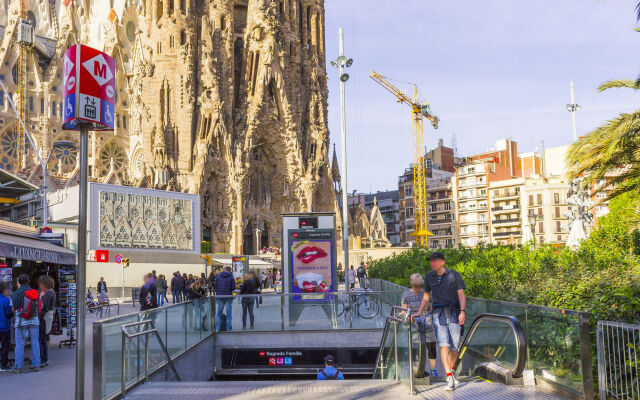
[566,78,640,202]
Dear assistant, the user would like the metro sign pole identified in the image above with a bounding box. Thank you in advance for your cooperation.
[63,44,115,400]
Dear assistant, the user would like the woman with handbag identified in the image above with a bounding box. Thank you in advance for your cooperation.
[38,276,56,367]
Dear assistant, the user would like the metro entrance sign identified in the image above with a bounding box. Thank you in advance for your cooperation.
[62,45,115,131]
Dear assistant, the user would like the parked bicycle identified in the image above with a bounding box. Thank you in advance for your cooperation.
[336,289,380,319]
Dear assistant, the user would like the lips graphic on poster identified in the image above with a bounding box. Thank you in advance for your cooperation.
[296,246,328,264]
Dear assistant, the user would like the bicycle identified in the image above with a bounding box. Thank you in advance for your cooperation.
[336,289,380,319]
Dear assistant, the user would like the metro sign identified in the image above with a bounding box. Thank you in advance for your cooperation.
[62,44,115,131]
[82,54,113,87]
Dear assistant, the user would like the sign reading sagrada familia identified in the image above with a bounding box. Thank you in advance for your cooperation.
[0,0,338,253]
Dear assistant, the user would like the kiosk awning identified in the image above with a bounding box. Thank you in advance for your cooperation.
[0,233,76,265]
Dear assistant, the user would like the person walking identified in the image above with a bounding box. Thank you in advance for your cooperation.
[347,266,356,290]
[240,273,259,329]
[259,271,267,289]
[413,252,466,392]
[317,355,343,380]
[181,273,189,301]
[156,274,168,306]
[187,278,207,329]
[171,272,181,303]
[97,277,107,295]
[207,271,216,295]
[215,266,235,331]
[357,262,368,289]
[0,281,13,372]
[11,273,41,372]
[139,273,158,311]
[267,271,273,289]
[38,276,55,368]
[250,271,262,309]
[402,273,438,378]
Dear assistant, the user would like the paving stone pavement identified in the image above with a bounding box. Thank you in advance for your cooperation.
[0,302,140,400]
[125,380,570,400]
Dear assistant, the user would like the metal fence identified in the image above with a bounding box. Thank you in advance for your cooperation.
[597,320,640,400]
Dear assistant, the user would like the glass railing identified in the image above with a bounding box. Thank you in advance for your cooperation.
[462,297,593,398]
[454,314,526,379]
[373,306,421,394]
[94,297,214,400]
[369,279,594,398]
[94,289,404,399]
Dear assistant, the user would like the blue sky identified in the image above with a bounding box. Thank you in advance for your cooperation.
[324,0,640,193]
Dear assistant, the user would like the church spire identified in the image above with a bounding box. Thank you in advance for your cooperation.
[331,143,341,183]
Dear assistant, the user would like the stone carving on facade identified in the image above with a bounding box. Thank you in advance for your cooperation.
[0,0,338,254]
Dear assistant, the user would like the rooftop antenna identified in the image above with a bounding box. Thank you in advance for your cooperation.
[451,133,458,158]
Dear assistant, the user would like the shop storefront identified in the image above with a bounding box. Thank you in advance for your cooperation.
[0,220,77,338]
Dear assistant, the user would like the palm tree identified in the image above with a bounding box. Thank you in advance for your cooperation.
[566,81,640,202]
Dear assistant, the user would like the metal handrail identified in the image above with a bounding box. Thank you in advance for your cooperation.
[453,313,527,378]
[374,306,416,394]
[121,320,181,397]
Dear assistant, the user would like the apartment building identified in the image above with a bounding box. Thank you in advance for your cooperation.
[398,139,455,246]
[426,175,457,249]
[490,178,524,245]
[453,161,490,246]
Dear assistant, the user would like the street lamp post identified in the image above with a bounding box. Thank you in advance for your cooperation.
[566,81,581,143]
[330,27,353,326]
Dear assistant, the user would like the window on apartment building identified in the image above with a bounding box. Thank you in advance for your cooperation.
[539,236,544,244]
[430,204,437,212]
[528,194,534,206]
[537,194,542,205]
[554,193,560,204]
[556,221,561,232]
[538,208,542,216]
[555,207,560,218]
[538,222,544,233]
[444,202,451,210]
[557,235,562,242]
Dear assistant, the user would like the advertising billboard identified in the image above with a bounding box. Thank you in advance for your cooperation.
[288,229,336,302]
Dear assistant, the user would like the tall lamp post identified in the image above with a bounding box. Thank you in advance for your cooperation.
[330,28,353,326]
[566,81,580,142]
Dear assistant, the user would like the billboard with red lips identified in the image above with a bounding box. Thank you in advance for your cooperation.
[288,229,336,302]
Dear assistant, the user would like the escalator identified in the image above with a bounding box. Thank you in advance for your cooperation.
[374,307,529,393]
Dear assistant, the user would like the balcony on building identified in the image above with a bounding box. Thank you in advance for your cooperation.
[491,203,521,213]
[494,230,522,237]
[493,190,521,200]
[492,217,522,226]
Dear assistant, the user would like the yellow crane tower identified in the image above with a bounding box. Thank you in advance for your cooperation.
[370,70,439,247]
[15,0,33,169]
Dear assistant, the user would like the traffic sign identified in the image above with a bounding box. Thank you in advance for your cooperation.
[115,254,122,264]
[62,45,115,131]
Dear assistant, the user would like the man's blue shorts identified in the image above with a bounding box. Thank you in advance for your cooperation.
[433,311,462,351]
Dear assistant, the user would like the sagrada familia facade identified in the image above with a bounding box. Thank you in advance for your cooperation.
[0,0,338,253]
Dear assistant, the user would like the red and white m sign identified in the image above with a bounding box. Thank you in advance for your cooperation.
[82,54,113,86]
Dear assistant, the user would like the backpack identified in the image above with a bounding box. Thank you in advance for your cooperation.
[20,289,42,321]
[321,368,341,380]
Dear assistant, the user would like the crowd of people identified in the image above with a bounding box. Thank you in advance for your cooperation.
[0,273,57,373]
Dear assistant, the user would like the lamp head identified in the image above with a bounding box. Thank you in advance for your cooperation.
[336,55,347,66]
[330,60,338,68]
[345,58,353,68]
[340,73,350,82]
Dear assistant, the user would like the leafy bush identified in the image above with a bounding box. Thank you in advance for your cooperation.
[368,194,640,324]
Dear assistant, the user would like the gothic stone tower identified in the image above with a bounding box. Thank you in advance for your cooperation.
[0,0,336,253]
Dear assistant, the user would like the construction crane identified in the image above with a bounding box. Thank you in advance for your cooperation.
[15,0,34,169]
[370,70,439,246]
